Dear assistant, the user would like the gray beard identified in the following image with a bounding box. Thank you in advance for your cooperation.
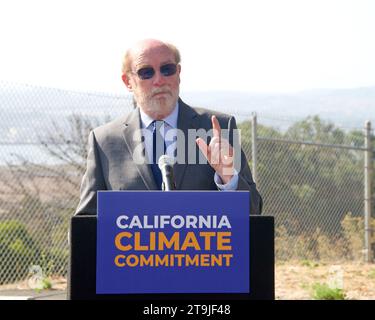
[135,91,179,119]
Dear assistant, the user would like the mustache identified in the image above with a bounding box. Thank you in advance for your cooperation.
[151,88,172,96]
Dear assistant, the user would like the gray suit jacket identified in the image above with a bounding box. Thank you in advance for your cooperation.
[75,99,262,215]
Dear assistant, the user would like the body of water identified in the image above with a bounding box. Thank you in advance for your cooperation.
[0,144,70,165]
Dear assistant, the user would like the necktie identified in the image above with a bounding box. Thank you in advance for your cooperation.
[150,120,166,189]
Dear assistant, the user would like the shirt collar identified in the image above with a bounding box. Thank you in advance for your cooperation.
[139,102,179,129]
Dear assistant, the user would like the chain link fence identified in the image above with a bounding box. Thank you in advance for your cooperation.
[0,81,374,285]
[239,114,374,263]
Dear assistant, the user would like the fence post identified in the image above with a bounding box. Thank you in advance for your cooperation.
[364,120,373,262]
[252,112,258,184]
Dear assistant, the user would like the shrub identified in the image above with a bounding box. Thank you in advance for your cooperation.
[311,283,346,300]
[340,212,373,260]
[0,220,40,284]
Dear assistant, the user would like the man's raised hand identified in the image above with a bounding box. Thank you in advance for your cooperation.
[196,115,235,184]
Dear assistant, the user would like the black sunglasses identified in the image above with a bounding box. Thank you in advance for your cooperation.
[134,63,178,80]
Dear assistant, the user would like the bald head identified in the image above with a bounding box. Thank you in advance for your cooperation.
[122,39,181,75]
[121,39,182,120]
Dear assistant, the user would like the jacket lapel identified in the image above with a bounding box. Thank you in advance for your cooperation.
[174,99,199,189]
[121,108,158,190]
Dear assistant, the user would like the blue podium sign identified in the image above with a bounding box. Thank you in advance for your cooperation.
[96,191,250,294]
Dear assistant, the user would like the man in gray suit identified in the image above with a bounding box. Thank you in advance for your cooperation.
[75,39,262,215]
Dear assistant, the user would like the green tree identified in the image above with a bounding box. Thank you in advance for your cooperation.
[239,115,371,260]
[0,220,40,284]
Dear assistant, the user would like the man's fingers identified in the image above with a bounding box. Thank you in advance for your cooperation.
[211,115,221,140]
[221,139,234,157]
[196,138,209,160]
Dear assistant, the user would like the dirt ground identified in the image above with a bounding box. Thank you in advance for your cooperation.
[1,262,375,300]
[275,262,375,300]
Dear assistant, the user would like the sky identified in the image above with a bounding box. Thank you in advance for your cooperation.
[0,0,374,94]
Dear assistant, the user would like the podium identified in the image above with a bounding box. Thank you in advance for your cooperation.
[68,191,275,300]
[68,192,274,300]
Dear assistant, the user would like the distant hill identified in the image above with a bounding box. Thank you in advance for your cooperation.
[180,87,375,129]
[0,83,374,144]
